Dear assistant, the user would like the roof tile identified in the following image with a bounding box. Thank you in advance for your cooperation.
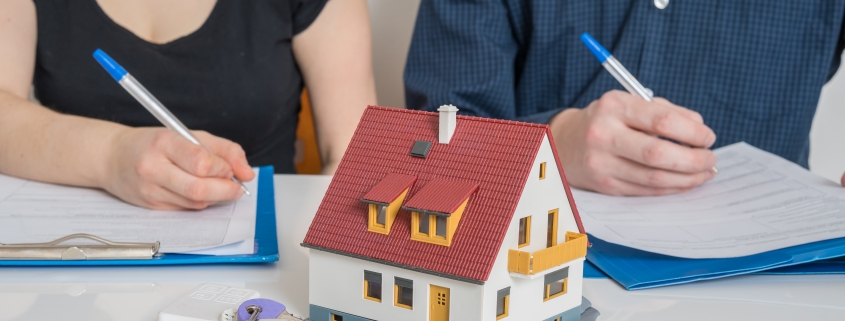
[361,173,417,204]
[402,178,478,214]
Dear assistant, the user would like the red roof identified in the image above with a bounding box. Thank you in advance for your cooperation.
[402,178,478,215]
[361,173,417,204]
[302,106,584,283]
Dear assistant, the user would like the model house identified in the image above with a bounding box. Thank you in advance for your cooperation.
[302,105,588,321]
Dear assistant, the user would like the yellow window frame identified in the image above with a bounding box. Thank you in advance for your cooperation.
[367,189,409,235]
[547,209,559,248]
[410,198,469,247]
[394,284,413,310]
[518,216,531,248]
[496,295,509,320]
[331,314,343,321]
[540,162,547,180]
[543,278,568,302]
[364,279,382,303]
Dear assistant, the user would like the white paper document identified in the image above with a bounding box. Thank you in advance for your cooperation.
[573,143,845,258]
[0,169,259,255]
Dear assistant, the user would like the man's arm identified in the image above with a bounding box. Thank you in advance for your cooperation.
[403,0,717,196]
[292,0,377,174]
[404,0,526,120]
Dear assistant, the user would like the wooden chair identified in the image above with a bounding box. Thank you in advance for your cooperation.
[294,89,323,174]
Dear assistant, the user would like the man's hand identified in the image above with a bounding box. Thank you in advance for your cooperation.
[102,128,255,210]
[550,90,718,196]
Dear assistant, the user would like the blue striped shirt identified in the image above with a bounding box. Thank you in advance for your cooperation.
[405,0,845,168]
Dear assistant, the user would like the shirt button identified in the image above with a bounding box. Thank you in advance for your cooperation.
[654,0,669,9]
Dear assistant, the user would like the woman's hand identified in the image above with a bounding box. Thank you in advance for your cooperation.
[550,90,718,196]
[102,128,255,210]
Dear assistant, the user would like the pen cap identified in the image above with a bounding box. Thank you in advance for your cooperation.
[580,32,611,63]
[93,49,128,82]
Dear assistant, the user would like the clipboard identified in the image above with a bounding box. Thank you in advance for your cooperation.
[0,166,279,266]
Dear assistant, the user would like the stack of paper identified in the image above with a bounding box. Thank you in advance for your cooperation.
[0,169,260,255]
[574,142,845,259]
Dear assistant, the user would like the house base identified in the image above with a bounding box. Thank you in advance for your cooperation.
[310,304,374,321]
[310,303,581,321]
[543,304,581,321]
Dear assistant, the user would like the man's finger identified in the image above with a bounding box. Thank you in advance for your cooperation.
[651,97,705,124]
[155,162,243,202]
[194,131,255,182]
[611,127,717,173]
[618,95,716,148]
[607,155,715,188]
[841,171,844,187]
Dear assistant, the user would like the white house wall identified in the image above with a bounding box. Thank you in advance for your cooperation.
[309,250,484,321]
[483,258,584,320]
[481,133,584,320]
[512,133,580,254]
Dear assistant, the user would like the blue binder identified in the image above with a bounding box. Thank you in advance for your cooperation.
[0,166,279,266]
[585,234,845,289]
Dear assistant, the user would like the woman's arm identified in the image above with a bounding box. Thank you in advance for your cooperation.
[292,0,377,174]
[0,0,252,209]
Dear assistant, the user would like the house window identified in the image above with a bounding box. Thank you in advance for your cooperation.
[413,212,447,239]
[362,173,416,235]
[364,188,410,235]
[435,215,447,237]
[364,270,382,302]
[518,216,531,248]
[540,162,547,180]
[543,267,569,301]
[496,287,510,319]
[409,198,470,247]
[547,209,559,248]
[403,178,478,247]
[331,314,344,321]
[394,277,414,309]
[371,204,387,226]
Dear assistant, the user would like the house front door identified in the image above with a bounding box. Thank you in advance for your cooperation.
[429,284,450,321]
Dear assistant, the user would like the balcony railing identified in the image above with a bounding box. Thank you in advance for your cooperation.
[507,232,588,276]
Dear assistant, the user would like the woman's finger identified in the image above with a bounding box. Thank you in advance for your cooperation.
[154,162,243,202]
[193,131,255,182]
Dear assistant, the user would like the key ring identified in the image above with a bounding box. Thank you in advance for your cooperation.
[237,298,286,321]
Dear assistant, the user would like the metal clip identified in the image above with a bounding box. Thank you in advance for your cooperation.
[0,233,159,260]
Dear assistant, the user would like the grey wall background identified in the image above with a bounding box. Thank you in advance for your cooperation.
[367,0,844,183]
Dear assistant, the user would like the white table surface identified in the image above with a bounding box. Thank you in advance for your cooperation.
[1,174,844,321]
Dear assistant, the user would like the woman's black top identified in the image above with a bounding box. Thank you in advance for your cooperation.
[32,0,329,174]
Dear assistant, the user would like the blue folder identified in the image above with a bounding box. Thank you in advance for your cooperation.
[585,233,845,289]
[0,166,279,266]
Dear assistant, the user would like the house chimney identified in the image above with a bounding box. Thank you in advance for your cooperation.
[438,104,458,144]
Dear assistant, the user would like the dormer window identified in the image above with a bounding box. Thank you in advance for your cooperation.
[361,173,417,235]
[402,178,478,247]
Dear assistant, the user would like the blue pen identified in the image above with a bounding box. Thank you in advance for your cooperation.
[580,32,653,101]
[93,49,251,196]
